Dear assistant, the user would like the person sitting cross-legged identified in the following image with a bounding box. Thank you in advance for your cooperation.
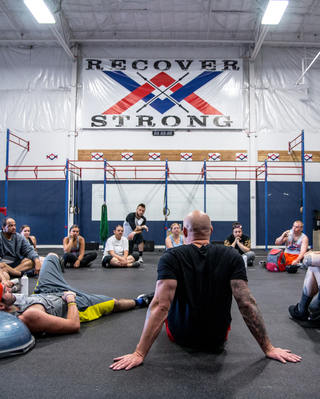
[275,220,308,266]
[0,217,41,278]
[102,225,140,268]
[224,222,255,266]
[63,224,97,269]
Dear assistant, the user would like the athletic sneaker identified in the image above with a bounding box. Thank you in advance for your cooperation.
[138,256,144,263]
[296,318,320,328]
[137,293,154,307]
[26,269,36,278]
[59,257,65,273]
[131,261,140,268]
[288,304,309,321]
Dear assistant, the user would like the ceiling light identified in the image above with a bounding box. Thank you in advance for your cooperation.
[261,0,289,25]
[23,0,55,24]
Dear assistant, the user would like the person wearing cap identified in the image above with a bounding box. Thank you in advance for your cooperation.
[224,222,255,266]
[0,217,41,278]
[0,253,153,334]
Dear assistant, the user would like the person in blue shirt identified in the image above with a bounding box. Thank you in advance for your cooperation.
[165,223,185,249]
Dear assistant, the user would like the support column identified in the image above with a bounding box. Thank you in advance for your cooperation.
[249,60,257,248]
[67,44,79,230]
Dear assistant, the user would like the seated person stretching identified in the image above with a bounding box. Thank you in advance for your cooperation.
[110,210,301,371]
[0,217,40,278]
[0,253,153,335]
[275,220,308,266]
[102,225,140,268]
[165,223,186,249]
[224,222,255,266]
[63,224,97,268]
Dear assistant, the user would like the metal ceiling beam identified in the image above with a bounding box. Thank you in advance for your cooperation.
[250,25,269,62]
[1,38,320,49]
[49,24,76,62]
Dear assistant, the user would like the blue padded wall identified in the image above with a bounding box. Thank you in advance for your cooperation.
[256,181,320,246]
[2,180,65,245]
[2,179,318,247]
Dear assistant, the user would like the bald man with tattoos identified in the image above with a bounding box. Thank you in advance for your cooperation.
[110,210,301,371]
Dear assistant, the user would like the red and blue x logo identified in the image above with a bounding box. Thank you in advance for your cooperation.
[102,70,223,115]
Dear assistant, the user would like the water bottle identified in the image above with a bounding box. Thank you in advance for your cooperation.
[243,254,247,269]
[21,274,29,296]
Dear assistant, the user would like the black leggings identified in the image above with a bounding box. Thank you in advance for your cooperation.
[63,252,97,268]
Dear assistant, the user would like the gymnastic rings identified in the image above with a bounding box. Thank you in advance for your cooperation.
[163,207,170,216]
[69,206,80,214]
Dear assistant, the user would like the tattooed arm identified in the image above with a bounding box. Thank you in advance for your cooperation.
[110,279,177,371]
[231,279,301,363]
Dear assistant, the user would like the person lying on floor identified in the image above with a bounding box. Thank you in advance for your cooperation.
[110,210,301,371]
[102,225,140,268]
[0,253,153,334]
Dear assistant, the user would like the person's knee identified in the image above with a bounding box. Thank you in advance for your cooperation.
[47,252,58,258]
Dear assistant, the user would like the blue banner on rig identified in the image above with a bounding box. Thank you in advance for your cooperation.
[83,58,243,130]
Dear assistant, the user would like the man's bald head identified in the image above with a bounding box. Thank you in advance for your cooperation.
[183,210,212,242]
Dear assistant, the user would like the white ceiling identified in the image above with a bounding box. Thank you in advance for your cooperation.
[0,0,320,57]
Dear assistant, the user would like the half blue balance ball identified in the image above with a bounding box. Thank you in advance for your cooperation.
[0,311,35,358]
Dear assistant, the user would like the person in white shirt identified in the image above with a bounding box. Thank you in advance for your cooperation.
[102,225,140,268]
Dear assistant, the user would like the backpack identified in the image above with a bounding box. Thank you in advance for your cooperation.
[266,248,286,272]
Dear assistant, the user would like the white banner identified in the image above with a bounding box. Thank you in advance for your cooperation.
[83,58,243,129]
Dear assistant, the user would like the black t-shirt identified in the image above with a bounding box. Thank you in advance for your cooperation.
[157,244,247,350]
[125,212,146,231]
[224,233,251,255]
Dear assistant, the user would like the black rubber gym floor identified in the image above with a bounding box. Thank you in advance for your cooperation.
[2,248,319,399]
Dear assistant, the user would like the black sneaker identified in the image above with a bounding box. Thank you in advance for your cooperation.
[137,293,154,308]
[26,269,36,278]
[59,257,65,273]
[288,304,309,321]
[296,318,320,328]
[131,261,140,268]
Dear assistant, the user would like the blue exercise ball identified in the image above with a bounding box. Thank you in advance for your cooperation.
[0,311,35,358]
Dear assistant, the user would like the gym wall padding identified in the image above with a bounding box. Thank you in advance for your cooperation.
[1,179,319,246]
[2,180,65,245]
[256,181,320,246]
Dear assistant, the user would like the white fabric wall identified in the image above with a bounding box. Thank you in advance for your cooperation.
[0,44,319,182]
